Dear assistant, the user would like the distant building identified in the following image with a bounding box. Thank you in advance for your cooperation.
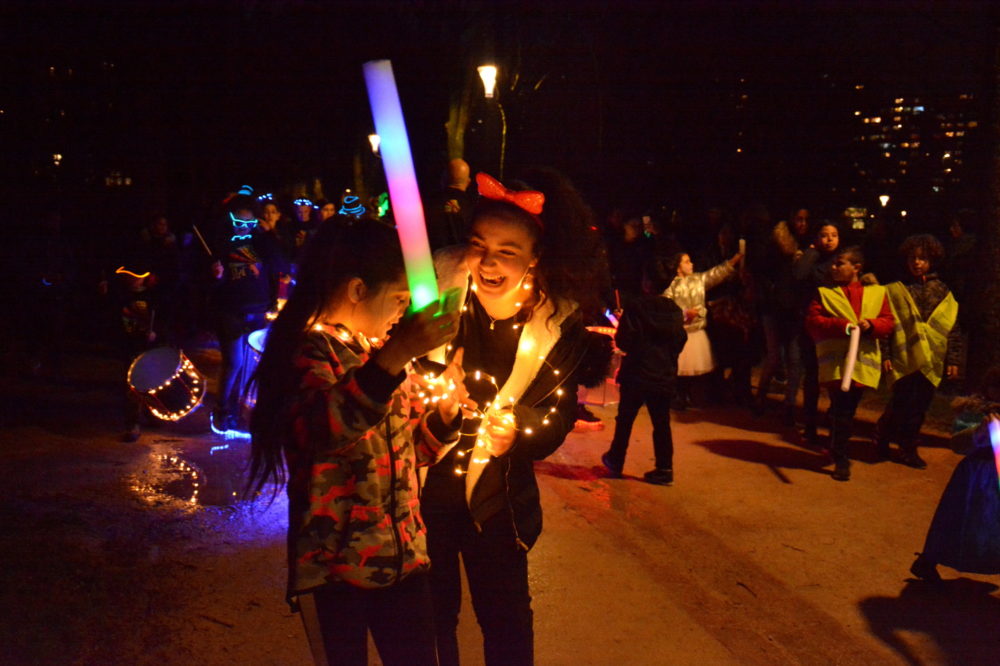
[849,91,981,214]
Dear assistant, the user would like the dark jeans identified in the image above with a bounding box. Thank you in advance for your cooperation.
[828,385,865,465]
[300,573,438,666]
[607,382,674,470]
[425,511,533,666]
[877,372,936,452]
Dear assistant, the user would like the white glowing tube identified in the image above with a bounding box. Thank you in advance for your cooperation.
[841,324,861,392]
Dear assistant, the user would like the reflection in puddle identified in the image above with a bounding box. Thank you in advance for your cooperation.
[129,440,254,508]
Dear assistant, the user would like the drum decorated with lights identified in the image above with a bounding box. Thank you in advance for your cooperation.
[127,347,206,421]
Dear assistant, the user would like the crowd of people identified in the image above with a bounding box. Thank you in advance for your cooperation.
[5,162,996,664]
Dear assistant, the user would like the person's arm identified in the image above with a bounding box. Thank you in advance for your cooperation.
[702,260,737,291]
[866,293,895,339]
[805,293,850,341]
[510,384,580,461]
[613,306,642,354]
[294,336,404,457]
[945,306,962,377]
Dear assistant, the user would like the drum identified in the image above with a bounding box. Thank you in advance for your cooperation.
[128,347,206,421]
[243,327,269,408]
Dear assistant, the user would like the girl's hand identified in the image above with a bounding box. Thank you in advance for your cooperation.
[482,407,517,456]
[946,365,959,380]
[858,319,872,333]
[883,359,893,373]
[436,348,474,424]
[728,252,744,267]
[378,302,460,374]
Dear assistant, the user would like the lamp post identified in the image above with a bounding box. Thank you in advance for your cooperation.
[478,63,507,179]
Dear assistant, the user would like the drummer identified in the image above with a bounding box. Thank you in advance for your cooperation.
[111,248,159,442]
[209,188,287,432]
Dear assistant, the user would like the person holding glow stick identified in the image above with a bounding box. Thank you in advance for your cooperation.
[910,366,1000,581]
[662,248,742,410]
[247,218,468,665]
[422,167,608,666]
[805,246,893,481]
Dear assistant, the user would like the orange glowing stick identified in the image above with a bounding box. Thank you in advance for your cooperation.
[115,266,150,279]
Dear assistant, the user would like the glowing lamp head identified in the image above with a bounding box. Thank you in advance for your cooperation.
[368,133,381,153]
[879,195,890,207]
[478,65,498,99]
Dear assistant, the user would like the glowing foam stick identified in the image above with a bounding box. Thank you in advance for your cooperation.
[363,59,439,310]
[841,324,861,392]
[988,419,1000,490]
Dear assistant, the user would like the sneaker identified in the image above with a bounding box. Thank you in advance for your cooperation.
[910,553,941,581]
[900,451,927,470]
[643,468,673,486]
[576,404,601,423]
[831,462,851,481]
[601,452,623,478]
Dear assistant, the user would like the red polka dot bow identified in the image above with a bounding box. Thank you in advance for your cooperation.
[476,172,545,216]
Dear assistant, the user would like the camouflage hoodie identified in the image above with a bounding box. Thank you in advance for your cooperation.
[284,329,459,598]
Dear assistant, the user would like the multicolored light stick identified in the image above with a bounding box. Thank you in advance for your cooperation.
[988,418,1000,491]
[363,59,439,310]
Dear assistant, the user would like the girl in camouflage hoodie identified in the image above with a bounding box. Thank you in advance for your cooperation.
[249,218,466,665]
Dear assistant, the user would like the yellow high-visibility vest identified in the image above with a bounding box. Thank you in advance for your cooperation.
[815,284,887,389]
[885,282,958,387]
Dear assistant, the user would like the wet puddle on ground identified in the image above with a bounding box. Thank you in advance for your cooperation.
[129,435,255,508]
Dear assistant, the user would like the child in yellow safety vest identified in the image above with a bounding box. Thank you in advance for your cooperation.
[875,234,961,470]
[806,246,894,481]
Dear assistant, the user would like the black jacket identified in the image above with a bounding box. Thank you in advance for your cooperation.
[424,313,594,550]
[615,295,687,393]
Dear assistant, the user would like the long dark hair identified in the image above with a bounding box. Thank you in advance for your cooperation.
[247,216,404,494]
[472,167,608,320]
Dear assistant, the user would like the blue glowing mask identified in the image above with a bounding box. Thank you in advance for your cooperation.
[230,211,259,241]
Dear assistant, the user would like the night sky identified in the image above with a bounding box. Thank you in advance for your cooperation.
[3,0,997,225]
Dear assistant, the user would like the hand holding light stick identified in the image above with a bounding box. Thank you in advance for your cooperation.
[841,324,861,392]
[363,59,439,310]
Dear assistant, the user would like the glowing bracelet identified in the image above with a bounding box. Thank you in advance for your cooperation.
[363,59,439,310]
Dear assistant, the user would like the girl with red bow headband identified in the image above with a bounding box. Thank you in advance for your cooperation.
[422,167,609,665]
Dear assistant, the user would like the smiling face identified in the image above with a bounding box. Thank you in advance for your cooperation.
[320,203,337,221]
[817,225,839,254]
[466,215,539,304]
[352,273,410,340]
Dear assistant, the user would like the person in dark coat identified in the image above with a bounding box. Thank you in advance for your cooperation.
[601,256,688,485]
[910,366,1000,581]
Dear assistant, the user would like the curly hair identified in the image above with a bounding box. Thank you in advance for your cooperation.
[471,167,609,320]
[899,233,945,266]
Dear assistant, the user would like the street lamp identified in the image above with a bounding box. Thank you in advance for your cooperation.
[478,63,506,178]
[477,65,497,99]
[879,194,890,207]
[368,133,381,154]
